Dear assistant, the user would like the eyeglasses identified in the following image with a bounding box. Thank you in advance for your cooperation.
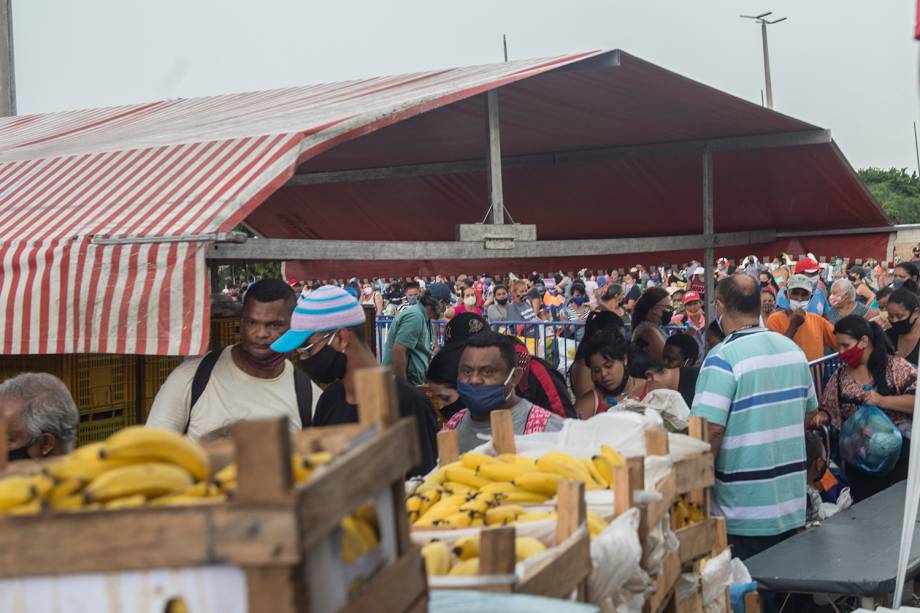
[296,331,337,357]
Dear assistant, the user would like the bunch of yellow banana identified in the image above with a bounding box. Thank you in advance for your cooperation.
[210,450,330,495]
[671,495,705,530]
[340,504,380,563]
[421,534,549,577]
[408,447,628,528]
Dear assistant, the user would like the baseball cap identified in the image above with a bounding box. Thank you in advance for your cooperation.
[427,282,452,301]
[682,291,702,304]
[270,285,367,353]
[287,278,299,287]
[444,313,489,347]
[794,258,820,274]
[786,274,814,294]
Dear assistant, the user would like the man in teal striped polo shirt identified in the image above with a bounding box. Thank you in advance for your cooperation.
[691,274,816,560]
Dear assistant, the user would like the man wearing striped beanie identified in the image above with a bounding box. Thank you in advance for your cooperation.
[272,285,438,475]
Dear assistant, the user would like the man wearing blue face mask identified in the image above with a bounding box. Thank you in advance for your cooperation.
[441,331,565,453]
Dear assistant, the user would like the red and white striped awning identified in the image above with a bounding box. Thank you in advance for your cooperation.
[0,52,601,355]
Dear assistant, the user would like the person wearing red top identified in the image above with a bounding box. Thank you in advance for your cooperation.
[573,332,632,419]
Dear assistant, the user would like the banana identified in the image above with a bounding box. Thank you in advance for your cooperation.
[471,516,484,527]
[513,472,563,497]
[6,498,44,516]
[50,493,85,512]
[105,494,148,510]
[516,511,555,523]
[583,458,608,489]
[498,454,537,467]
[672,497,690,530]
[460,453,498,470]
[49,478,85,504]
[500,491,551,504]
[441,482,474,496]
[416,481,441,495]
[421,540,451,576]
[479,482,520,495]
[485,504,525,526]
[414,494,466,526]
[443,466,491,490]
[351,516,379,549]
[406,495,423,513]
[408,511,419,525]
[100,427,209,481]
[452,535,480,560]
[291,454,313,484]
[477,462,536,482]
[434,511,473,528]
[586,512,608,537]
[46,443,133,482]
[515,537,547,561]
[0,475,39,511]
[459,498,490,514]
[340,516,366,563]
[474,492,504,506]
[591,455,615,488]
[448,557,480,576]
[153,493,226,507]
[600,445,625,468]
[305,451,333,467]
[84,462,193,502]
[536,452,593,483]
[212,463,237,488]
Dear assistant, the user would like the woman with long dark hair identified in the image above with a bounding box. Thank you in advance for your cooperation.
[886,289,920,365]
[569,311,626,400]
[816,315,916,501]
[630,286,672,360]
[573,332,634,418]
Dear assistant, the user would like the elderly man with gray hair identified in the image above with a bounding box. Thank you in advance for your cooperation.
[0,373,78,461]
[827,278,877,325]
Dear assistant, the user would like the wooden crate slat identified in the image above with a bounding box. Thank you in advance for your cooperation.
[676,586,703,613]
[516,529,592,599]
[297,418,418,550]
[647,550,681,613]
[676,519,715,565]
[673,454,715,495]
[211,507,302,566]
[645,472,677,532]
[340,546,428,613]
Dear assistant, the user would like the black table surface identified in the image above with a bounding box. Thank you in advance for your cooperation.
[745,481,920,596]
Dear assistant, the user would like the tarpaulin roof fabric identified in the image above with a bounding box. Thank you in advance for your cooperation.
[0,49,888,353]
[0,51,604,354]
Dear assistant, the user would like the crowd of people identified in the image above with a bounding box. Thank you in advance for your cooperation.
[3,250,919,597]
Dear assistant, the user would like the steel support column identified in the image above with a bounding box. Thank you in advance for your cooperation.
[703,148,715,323]
[486,90,504,225]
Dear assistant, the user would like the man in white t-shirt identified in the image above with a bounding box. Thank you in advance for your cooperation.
[147,279,320,441]
[582,270,599,308]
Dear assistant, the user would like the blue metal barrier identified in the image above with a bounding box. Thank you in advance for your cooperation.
[809,354,842,401]
[376,315,689,383]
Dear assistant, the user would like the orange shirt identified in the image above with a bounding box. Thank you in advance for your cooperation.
[766,311,838,361]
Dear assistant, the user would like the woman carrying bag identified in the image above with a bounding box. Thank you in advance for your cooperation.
[814,315,916,502]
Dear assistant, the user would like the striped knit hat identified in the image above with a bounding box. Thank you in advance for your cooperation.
[270,285,367,353]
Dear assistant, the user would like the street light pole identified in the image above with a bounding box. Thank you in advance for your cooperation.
[741,12,786,110]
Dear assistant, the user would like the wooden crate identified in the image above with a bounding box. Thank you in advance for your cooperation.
[0,367,427,613]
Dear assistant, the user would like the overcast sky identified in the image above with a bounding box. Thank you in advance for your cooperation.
[15,0,918,169]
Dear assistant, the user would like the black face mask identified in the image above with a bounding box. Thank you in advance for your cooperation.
[7,441,34,462]
[496,297,508,306]
[298,345,347,384]
[660,309,674,326]
[440,397,465,418]
[891,315,916,337]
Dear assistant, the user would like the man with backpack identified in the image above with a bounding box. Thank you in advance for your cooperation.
[147,279,318,441]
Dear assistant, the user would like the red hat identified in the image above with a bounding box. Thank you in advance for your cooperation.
[794,258,820,274]
[682,291,702,304]
[288,278,299,286]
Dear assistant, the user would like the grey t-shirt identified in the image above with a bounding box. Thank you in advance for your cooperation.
[454,396,565,453]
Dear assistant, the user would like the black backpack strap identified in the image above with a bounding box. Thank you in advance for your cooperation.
[293,367,313,429]
[186,347,224,434]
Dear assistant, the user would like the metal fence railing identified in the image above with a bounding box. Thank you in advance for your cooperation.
[808,354,843,402]
[375,316,691,381]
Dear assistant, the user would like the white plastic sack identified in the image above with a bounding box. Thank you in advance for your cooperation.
[701,548,732,613]
[645,512,679,577]
[818,487,853,520]
[731,557,752,585]
[677,572,700,601]
[639,389,691,432]
[588,508,646,606]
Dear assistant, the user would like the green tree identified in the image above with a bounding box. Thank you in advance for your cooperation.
[858,167,920,224]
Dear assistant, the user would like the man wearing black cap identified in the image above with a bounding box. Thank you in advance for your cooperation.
[383,283,451,385]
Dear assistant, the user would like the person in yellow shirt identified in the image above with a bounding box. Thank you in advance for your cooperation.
[766,274,838,361]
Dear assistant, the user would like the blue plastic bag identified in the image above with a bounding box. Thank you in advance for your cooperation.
[839,398,902,474]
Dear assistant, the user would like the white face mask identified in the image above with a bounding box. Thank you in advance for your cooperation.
[463,296,477,307]
[789,299,809,311]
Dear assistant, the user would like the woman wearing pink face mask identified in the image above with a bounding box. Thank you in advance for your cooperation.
[812,315,916,501]
[826,279,875,325]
